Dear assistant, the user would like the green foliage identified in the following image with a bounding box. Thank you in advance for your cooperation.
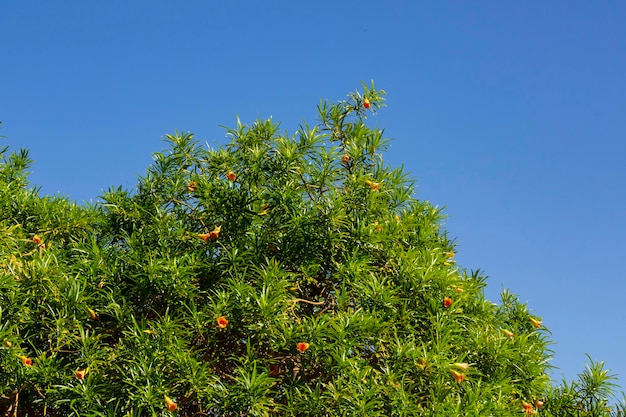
[541,357,626,417]
[0,84,623,415]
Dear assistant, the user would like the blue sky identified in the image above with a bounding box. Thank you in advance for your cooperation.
[2,1,625,392]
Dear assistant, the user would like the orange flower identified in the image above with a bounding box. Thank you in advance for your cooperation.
[502,329,514,339]
[443,297,453,308]
[4,340,12,347]
[365,179,379,191]
[296,342,310,353]
[450,369,465,383]
[88,308,99,321]
[451,285,464,293]
[187,181,197,192]
[227,171,236,181]
[33,235,42,245]
[363,97,371,109]
[75,368,88,380]
[533,398,544,409]
[164,395,177,411]
[208,226,221,240]
[199,226,221,242]
[522,401,534,415]
[341,154,350,163]
[20,356,32,367]
[530,317,542,328]
[445,251,455,259]
[216,316,228,328]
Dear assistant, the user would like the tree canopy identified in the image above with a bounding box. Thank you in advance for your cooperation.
[0,84,624,416]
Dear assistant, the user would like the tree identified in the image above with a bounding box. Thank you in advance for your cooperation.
[0,83,623,416]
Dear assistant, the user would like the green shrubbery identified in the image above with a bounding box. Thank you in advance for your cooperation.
[0,85,624,415]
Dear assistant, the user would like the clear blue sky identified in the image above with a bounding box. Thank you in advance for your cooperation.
[2,1,625,392]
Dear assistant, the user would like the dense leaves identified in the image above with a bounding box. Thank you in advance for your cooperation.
[0,85,624,416]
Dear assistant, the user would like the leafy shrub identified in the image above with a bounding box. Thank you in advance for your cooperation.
[0,84,623,416]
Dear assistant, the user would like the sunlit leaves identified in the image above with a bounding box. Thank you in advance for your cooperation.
[1,86,624,416]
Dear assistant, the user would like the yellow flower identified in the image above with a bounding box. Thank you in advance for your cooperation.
[187,181,197,192]
[530,317,542,328]
[450,369,465,383]
[164,395,177,411]
[364,179,379,191]
[75,368,88,380]
[88,308,99,321]
[502,329,514,339]
[20,355,32,367]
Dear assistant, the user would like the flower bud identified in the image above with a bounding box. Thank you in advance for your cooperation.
[88,308,99,321]
[452,362,470,372]
[450,369,465,383]
[164,395,177,411]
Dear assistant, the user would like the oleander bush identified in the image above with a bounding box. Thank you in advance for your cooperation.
[0,85,624,416]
